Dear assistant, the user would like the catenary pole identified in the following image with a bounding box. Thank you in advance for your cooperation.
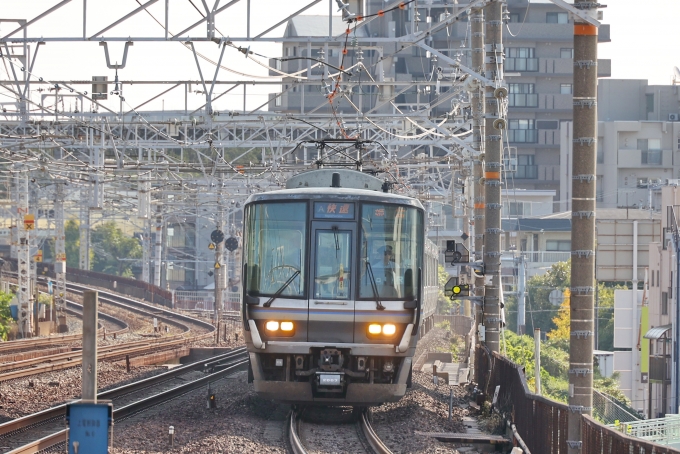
[470,4,486,381]
[568,0,599,451]
[483,0,504,355]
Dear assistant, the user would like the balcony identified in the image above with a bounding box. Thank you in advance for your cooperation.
[503,251,571,264]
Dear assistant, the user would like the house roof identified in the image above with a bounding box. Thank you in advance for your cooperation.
[644,324,672,340]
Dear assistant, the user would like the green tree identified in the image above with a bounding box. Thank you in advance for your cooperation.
[547,289,571,350]
[437,265,462,315]
[596,283,624,351]
[0,291,14,340]
[91,222,142,276]
[525,260,571,334]
[65,219,80,268]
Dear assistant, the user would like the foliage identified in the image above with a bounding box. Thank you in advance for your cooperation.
[65,220,81,269]
[596,283,624,351]
[525,260,571,334]
[437,265,457,314]
[0,291,14,340]
[502,330,625,404]
[38,293,52,305]
[91,222,142,276]
[547,289,570,347]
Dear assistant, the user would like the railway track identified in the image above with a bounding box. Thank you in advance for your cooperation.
[288,407,392,454]
[0,282,215,382]
[0,347,248,454]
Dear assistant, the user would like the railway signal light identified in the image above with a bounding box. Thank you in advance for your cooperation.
[445,240,470,264]
[444,277,470,299]
[451,284,470,298]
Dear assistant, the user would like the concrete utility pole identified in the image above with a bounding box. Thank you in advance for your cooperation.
[568,1,599,451]
[534,328,542,395]
[482,0,505,355]
[82,291,98,402]
[517,254,526,335]
[470,4,486,380]
[55,183,66,314]
[154,204,163,288]
[15,168,32,338]
[79,186,90,271]
[139,178,151,283]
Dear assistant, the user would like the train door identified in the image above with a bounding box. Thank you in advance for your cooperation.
[308,221,356,343]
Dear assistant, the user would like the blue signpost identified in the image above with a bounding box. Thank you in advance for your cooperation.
[66,402,112,454]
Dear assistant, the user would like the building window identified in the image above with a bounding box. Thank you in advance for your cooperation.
[275,95,282,107]
[505,201,532,216]
[560,83,573,95]
[560,48,573,59]
[505,48,538,72]
[508,119,538,144]
[639,138,662,165]
[597,140,604,164]
[646,94,654,113]
[515,154,538,179]
[508,83,538,107]
[546,240,571,251]
[546,12,569,24]
[509,13,520,23]
[662,292,668,315]
[537,120,558,130]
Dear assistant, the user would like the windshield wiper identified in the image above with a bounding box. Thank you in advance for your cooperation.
[365,261,385,311]
[263,270,300,307]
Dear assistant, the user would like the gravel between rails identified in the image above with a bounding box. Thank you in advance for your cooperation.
[110,370,288,454]
[106,327,502,454]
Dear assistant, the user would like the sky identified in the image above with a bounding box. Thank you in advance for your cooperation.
[0,0,678,113]
[597,0,680,84]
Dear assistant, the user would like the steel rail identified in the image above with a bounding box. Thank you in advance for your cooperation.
[288,409,306,454]
[0,336,192,381]
[5,354,249,454]
[0,348,246,437]
[360,409,393,454]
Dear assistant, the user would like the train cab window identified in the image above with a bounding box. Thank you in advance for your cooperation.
[244,202,307,297]
[360,204,423,300]
[313,230,352,300]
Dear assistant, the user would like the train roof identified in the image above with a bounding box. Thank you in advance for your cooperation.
[245,187,424,209]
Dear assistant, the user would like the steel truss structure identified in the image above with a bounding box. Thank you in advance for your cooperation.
[0,0,524,333]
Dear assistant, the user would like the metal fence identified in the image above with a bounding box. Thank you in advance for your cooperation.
[593,390,643,426]
[174,290,241,313]
[583,415,680,454]
[476,346,569,453]
[476,347,680,453]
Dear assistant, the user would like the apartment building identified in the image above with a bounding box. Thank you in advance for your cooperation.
[560,79,680,212]
[271,0,611,205]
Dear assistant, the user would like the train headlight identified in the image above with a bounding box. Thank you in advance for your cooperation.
[368,323,382,334]
[265,321,280,331]
[382,324,396,336]
[280,321,294,332]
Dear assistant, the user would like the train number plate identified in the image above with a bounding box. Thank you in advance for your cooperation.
[318,374,341,386]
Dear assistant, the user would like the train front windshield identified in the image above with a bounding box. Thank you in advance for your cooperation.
[359,204,422,300]
[244,200,423,300]
[245,202,307,297]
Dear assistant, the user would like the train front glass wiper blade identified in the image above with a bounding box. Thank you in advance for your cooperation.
[263,270,300,308]
[365,261,385,311]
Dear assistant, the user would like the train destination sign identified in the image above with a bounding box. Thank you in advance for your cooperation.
[313,202,355,219]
